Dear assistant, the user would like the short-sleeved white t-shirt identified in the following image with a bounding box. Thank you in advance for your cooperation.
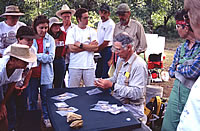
[0,56,23,86]
[0,21,26,55]
[66,25,97,69]
[97,19,115,46]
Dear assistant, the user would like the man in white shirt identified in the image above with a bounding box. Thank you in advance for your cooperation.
[0,44,36,131]
[96,3,115,78]
[0,5,26,58]
[66,8,98,87]
[56,4,76,87]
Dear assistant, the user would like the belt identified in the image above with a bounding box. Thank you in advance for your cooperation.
[55,56,64,59]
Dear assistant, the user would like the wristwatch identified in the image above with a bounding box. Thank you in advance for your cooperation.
[80,43,83,49]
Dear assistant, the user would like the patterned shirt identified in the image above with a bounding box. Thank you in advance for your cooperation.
[169,40,200,79]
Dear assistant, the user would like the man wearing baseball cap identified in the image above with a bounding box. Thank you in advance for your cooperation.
[114,3,147,55]
[0,5,26,58]
[48,17,67,88]
[0,44,36,131]
[96,3,115,79]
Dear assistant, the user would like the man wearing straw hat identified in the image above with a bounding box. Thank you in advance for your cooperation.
[2,26,39,130]
[0,44,37,131]
[56,4,76,87]
[0,5,26,58]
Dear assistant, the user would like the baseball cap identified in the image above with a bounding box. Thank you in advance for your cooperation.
[16,26,39,39]
[116,3,130,14]
[100,3,110,12]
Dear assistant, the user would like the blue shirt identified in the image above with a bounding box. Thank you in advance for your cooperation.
[32,33,55,85]
[169,40,200,79]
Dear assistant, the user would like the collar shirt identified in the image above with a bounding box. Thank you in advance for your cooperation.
[97,19,115,46]
[169,40,200,79]
[114,19,147,53]
[61,23,75,64]
[61,23,75,33]
[107,53,148,118]
[0,56,23,86]
[0,21,26,55]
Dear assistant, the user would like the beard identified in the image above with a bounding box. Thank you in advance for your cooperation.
[101,16,105,20]
[120,18,128,25]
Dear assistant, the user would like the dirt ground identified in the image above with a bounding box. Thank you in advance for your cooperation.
[40,39,181,130]
[152,39,181,98]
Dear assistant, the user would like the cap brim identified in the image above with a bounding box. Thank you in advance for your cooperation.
[100,9,110,12]
[7,50,37,63]
[0,12,24,17]
[56,9,75,19]
[50,22,63,28]
[21,34,40,40]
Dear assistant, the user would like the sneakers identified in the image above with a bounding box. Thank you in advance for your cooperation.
[44,119,52,128]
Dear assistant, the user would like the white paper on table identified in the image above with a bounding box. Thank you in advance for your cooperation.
[86,88,103,95]
[56,107,79,116]
[51,92,78,101]
[54,102,69,108]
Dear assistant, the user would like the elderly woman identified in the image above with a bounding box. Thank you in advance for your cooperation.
[28,15,55,128]
[161,10,200,131]
[48,17,67,88]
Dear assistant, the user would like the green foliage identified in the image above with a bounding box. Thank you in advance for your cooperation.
[0,0,184,38]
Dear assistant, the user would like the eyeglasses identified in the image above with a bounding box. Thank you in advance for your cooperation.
[111,46,127,53]
[176,24,185,29]
[39,26,48,30]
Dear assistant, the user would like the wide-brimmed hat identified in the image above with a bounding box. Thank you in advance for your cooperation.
[16,26,40,39]
[49,17,63,28]
[0,5,24,17]
[7,44,37,63]
[56,4,75,19]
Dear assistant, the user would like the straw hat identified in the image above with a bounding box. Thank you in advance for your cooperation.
[7,44,37,63]
[49,17,63,28]
[0,5,24,17]
[56,4,75,19]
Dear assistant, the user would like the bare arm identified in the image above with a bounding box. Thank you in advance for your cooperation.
[68,44,84,53]
[97,41,109,52]
[74,41,98,52]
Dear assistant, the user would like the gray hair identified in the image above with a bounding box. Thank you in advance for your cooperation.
[113,32,134,47]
